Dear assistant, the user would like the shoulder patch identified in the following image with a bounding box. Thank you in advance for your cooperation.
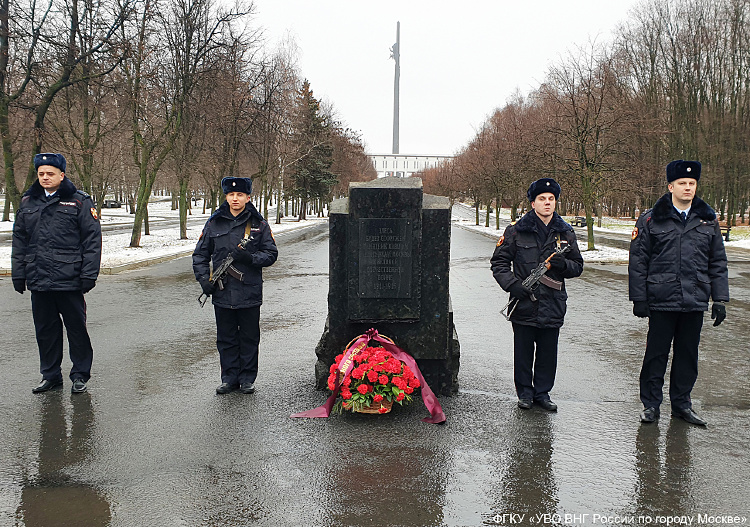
[496,235,504,247]
[631,226,638,240]
[90,207,98,220]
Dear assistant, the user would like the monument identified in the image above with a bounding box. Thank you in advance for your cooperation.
[314,177,460,395]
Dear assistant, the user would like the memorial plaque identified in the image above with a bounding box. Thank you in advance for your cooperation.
[358,218,412,298]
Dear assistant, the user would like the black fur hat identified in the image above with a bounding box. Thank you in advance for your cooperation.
[34,153,66,173]
[527,178,561,202]
[666,160,701,182]
[221,177,252,195]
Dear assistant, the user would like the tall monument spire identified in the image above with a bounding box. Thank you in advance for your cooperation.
[390,21,400,155]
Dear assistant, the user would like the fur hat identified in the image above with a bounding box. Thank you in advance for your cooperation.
[34,153,66,173]
[527,178,561,202]
[666,160,701,183]
[221,177,252,195]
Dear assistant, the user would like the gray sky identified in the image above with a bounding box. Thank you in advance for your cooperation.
[254,1,641,156]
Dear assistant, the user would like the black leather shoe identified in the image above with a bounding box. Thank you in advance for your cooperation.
[640,406,660,423]
[216,383,238,394]
[672,407,707,426]
[239,383,255,394]
[517,398,533,410]
[536,399,558,412]
[71,379,87,394]
[32,379,63,393]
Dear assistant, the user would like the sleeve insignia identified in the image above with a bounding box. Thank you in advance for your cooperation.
[631,226,638,240]
[90,207,98,220]
[496,235,504,247]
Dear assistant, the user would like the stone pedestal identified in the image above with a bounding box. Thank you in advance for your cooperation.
[315,177,459,395]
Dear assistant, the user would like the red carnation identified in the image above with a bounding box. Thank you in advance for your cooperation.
[396,392,405,402]
[378,374,389,385]
[404,386,414,394]
[341,389,352,400]
[373,394,384,402]
[409,378,421,388]
[367,370,379,382]
[334,353,344,364]
[357,383,370,394]
[378,406,389,414]
[403,366,414,380]
[343,377,351,387]
[392,376,406,389]
[329,363,337,373]
[351,368,364,380]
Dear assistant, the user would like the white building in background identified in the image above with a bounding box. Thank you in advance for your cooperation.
[369,154,453,178]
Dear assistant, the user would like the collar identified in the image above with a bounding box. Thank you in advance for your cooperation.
[515,210,572,233]
[24,177,78,200]
[211,200,265,223]
[652,193,715,222]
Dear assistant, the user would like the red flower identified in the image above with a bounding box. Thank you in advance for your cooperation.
[341,389,352,400]
[334,353,344,364]
[367,370,379,382]
[373,394,384,402]
[351,367,364,380]
[378,406,389,414]
[396,392,405,401]
[343,377,351,387]
[378,374,389,385]
[329,363,338,373]
[403,366,414,380]
[408,378,421,388]
[404,386,414,394]
[357,383,370,394]
[392,376,406,390]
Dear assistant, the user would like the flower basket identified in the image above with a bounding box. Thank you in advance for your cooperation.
[328,334,420,415]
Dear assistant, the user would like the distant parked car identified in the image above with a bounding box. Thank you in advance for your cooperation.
[102,199,122,208]
[571,216,587,227]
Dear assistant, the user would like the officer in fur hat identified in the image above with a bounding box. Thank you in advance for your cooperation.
[192,177,278,395]
[11,153,102,394]
[491,178,584,411]
[629,160,729,426]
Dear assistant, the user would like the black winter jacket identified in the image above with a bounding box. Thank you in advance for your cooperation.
[491,211,584,328]
[11,177,102,291]
[192,201,278,309]
[628,193,729,312]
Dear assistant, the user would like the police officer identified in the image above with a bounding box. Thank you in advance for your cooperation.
[193,177,278,395]
[629,160,729,426]
[11,153,102,394]
[491,178,584,411]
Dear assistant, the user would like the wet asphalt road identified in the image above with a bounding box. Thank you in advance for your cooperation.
[0,223,748,527]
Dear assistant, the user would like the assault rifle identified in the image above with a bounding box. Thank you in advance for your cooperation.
[198,237,252,307]
[501,244,571,321]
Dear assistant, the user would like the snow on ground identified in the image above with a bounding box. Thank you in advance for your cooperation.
[0,199,325,271]
[452,218,630,263]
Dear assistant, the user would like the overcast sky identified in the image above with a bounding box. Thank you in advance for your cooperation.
[253,1,642,156]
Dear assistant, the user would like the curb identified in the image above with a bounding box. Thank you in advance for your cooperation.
[453,221,630,265]
[1,221,323,277]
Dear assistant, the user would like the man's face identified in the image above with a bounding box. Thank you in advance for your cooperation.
[37,166,65,193]
[226,191,249,213]
[668,177,697,203]
[531,192,556,219]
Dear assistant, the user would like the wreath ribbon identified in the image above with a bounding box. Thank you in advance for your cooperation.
[290,328,446,424]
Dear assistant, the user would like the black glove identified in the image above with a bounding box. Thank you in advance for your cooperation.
[230,244,254,263]
[633,301,650,318]
[711,303,726,327]
[81,279,96,294]
[13,279,25,294]
[199,278,214,296]
[547,253,566,273]
[509,281,532,300]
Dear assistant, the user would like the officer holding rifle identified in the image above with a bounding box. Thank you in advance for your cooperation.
[491,178,583,411]
[193,177,278,395]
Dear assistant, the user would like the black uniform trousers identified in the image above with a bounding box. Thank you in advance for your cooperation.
[512,322,559,401]
[30,291,93,382]
[640,310,703,411]
[214,305,260,385]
